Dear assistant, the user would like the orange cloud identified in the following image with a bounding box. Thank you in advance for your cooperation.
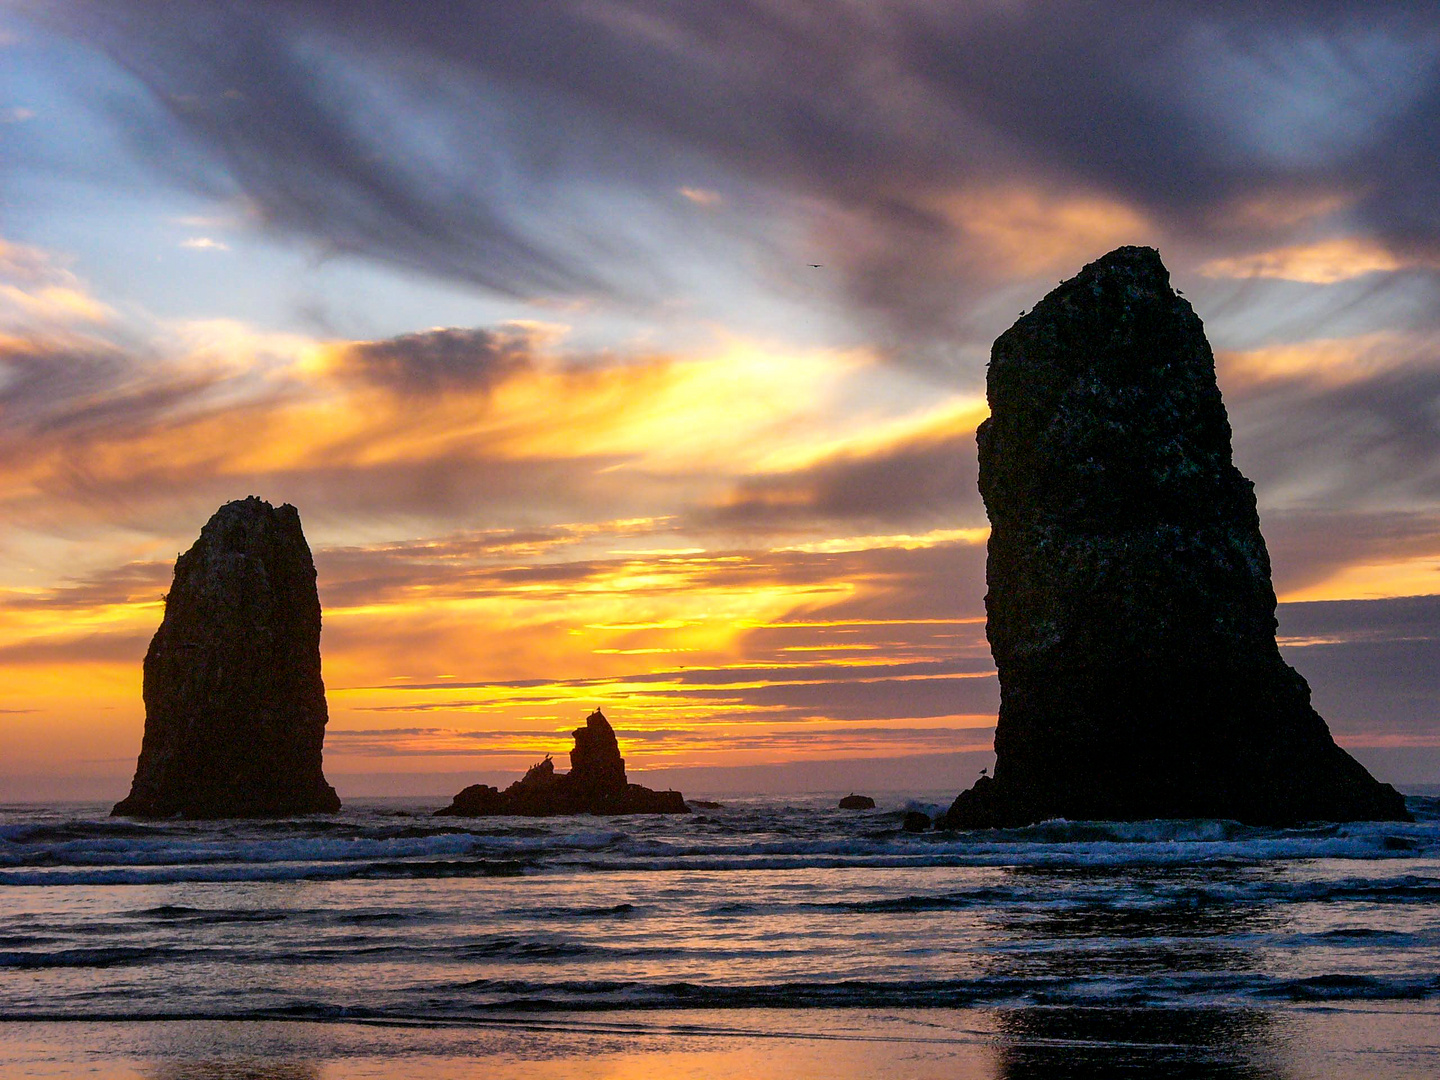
[1,319,885,537]
[0,237,114,325]
[1199,237,1437,284]
[933,185,1153,279]
[1280,554,1440,604]
[679,186,723,206]
[1208,190,1353,232]
[1217,332,1424,388]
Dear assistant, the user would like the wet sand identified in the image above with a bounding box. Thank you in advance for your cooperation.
[4,1005,1439,1079]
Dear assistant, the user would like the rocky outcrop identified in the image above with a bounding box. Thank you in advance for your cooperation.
[939,247,1408,828]
[113,497,340,818]
[436,709,688,816]
[838,794,876,809]
[902,811,932,832]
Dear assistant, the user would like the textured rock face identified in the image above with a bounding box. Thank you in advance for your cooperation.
[940,247,1408,828]
[436,709,688,816]
[113,497,340,818]
[569,709,628,801]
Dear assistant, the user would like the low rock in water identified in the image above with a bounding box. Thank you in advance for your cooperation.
[436,709,688,816]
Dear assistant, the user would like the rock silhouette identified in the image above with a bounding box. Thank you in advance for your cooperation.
[113,497,340,818]
[902,811,932,832]
[838,794,876,809]
[436,709,688,816]
[940,247,1408,828]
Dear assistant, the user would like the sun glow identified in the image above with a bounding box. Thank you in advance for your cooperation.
[5,201,1437,797]
[1280,555,1440,603]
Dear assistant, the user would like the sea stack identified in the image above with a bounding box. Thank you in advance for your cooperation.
[940,247,1407,828]
[112,497,340,818]
[436,708,688,816]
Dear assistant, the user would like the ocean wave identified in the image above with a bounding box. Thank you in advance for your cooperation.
[397,971,1440,1010]
[12,969,1438,1020]
[0,945,204,970]
[334,911,412,925]
[4,805,1437,890]
[432,976,1056,1010]
[532,902,636,918]
[358,858,529,879]
[1257,974,1440,1002]
[455,939,594,960]
[7,822,1435,872]
[5,851,1438,889]
[124,904,291,924]
[0,857,534,886]
[5,798,1437,1028]
[1407,795,1440,822]
[1151,875,1440,906]
[835,888,1021,912]
[0,827,628,870]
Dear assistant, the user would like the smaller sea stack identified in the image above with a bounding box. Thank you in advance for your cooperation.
[113,497,340,818]
[436,709,688,816]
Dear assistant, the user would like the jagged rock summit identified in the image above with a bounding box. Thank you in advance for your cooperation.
[436,709,689,816]
[112,497,340,818]
[940,247,1408,828]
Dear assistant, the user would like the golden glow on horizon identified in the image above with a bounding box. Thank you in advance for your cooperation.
[1280,555,1440,604]
[2,530,991,779]
[5,226,1438,792]
[0,301,997,783]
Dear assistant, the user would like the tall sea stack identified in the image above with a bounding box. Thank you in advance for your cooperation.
[940,247,1407,828]
[113,497,340,818]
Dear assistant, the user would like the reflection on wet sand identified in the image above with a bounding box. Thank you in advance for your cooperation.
[12,1004,1438,1080]
[146,1065,321,1080]
[986,864,1289,1078]
[995,1006,1285,1079]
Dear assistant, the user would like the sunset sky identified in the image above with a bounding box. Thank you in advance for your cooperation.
[3,1,1439,799]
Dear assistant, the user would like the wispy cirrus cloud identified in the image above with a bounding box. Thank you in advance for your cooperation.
[1223,333,1440,518]
[1200,238,1440,284]
[18,1,1440,360]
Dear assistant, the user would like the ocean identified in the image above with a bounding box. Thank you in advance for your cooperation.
[2,793,1438,1078]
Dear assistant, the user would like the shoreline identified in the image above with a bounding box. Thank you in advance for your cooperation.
[5,1005,1440,1079]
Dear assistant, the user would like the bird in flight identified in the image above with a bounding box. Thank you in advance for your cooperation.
[808,263,822,268]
